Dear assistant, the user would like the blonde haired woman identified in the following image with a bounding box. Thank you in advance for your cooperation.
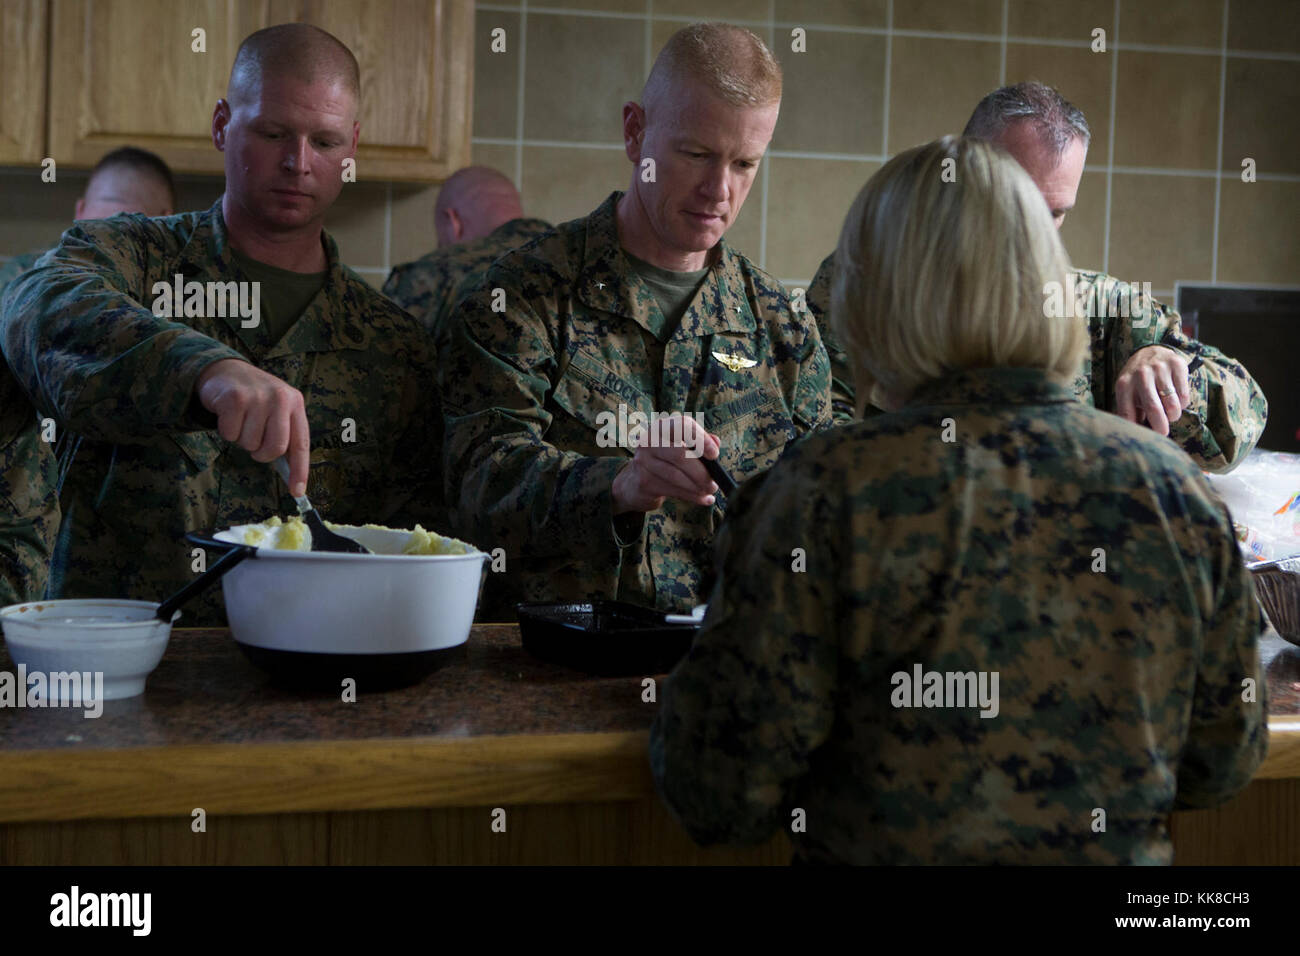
[649,137,1267,865]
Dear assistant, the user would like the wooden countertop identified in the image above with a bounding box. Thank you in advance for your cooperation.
[0,625,1297,823]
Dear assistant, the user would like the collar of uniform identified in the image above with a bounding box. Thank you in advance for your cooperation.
[175,198,369,356]
[491,217,551,242]
[576,191,756,338]
[907,366,1075,408]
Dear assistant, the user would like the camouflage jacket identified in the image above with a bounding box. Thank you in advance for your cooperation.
[0,367,60,606]
[438,191,833,621]
[804,254,1268,472]
[383,217,553,338]
[0,251,42,299]
[0,201,443,625]
[650,365,1268,864]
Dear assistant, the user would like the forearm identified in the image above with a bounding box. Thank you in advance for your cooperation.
[444,407,629,559]
[1,236,244,441]
[1166,345,1267,473]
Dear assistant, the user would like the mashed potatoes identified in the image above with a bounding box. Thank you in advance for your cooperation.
[227,516,475,555]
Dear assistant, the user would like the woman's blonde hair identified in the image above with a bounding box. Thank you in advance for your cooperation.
[830,136,1085,412]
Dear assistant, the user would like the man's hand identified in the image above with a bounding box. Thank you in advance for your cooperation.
[196,358,310,496]
[1115,346,1191,436]
[611,412,722,515]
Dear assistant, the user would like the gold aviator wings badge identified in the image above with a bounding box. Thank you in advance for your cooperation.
[711,350,758,372]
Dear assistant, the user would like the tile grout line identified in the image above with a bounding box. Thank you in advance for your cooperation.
[515,1,528,191]
[1211,0,1229,284]
[644,0,652,78]
[474,4,1300,61]
[758,0,775,271]
[472,138,1299,179]
[999,0,1008,85]
[882,0,892,159]
[1102,0,1120,276]
[383,180,392,272]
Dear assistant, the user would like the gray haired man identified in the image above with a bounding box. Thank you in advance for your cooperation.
[806,82,1266,473]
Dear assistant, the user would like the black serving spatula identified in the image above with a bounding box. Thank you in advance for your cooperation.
[155,542,257,622]
[271,455,370,554]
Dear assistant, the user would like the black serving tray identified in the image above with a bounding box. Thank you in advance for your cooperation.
[516,600,700,676]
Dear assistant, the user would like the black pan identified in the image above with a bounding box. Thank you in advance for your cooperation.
[516,600,700,676]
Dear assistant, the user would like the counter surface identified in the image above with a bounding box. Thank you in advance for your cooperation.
[0,625,1297,824]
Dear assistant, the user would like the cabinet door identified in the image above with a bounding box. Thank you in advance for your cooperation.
[47,0,241,174]
[47,0,472,182]
[0,0,49,164]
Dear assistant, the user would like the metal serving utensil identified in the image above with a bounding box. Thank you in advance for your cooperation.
[271,455,370,554]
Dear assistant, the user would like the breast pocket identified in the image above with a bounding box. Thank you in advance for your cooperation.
[548,352,651,459]
[305,441,386,522]
[172,431,223,474]
[703,384,797,485]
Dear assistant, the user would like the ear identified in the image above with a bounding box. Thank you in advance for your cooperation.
[74,198,86,220]
[447,208,464,242]
[212,99,231,151]
[622,101,646,165]
[349,120,360,154]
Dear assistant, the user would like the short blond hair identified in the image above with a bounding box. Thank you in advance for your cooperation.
[643,22,782,112]
[831,136,1085,410]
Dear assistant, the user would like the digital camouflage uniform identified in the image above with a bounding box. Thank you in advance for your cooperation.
[650,365,1268,864]
[0,367,60,606]
[0,251,42,299]
[804,254,1268,472]
[438,192,833,621]
[383,217,553,338]
[0,201,443,625]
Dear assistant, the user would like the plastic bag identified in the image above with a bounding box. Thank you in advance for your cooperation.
[1204,450,1300,564]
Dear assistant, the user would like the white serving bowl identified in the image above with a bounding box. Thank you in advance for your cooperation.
[213,525,486,655]
[0,599,178,701]
[205,524,488,690]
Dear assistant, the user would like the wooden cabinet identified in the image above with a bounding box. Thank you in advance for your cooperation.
[40,0,472,182]
[0,0,48,164]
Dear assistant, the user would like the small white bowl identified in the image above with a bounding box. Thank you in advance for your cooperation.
[0,599,178,701]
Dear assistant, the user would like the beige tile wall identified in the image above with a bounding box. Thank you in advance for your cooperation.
[2,0,1297,299]
[469,0,1298,298]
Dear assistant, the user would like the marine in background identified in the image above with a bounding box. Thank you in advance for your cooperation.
[0,146,176,296]
[384,166,552,337]
[805,82,1267,473]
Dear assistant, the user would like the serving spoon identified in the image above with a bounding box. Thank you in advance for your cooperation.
[272,455,370,554]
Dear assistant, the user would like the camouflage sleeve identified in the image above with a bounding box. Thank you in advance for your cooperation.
[1099,277,1266,472]
[436,267,631,561]
[0,251,42,301]
[803,253,858,426]
[0,385,60,606]
[649,452,838,845]
[0,219,246,442]
[429,266,490,346]
[1173,495,1269,809]
[381,263,433,332]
